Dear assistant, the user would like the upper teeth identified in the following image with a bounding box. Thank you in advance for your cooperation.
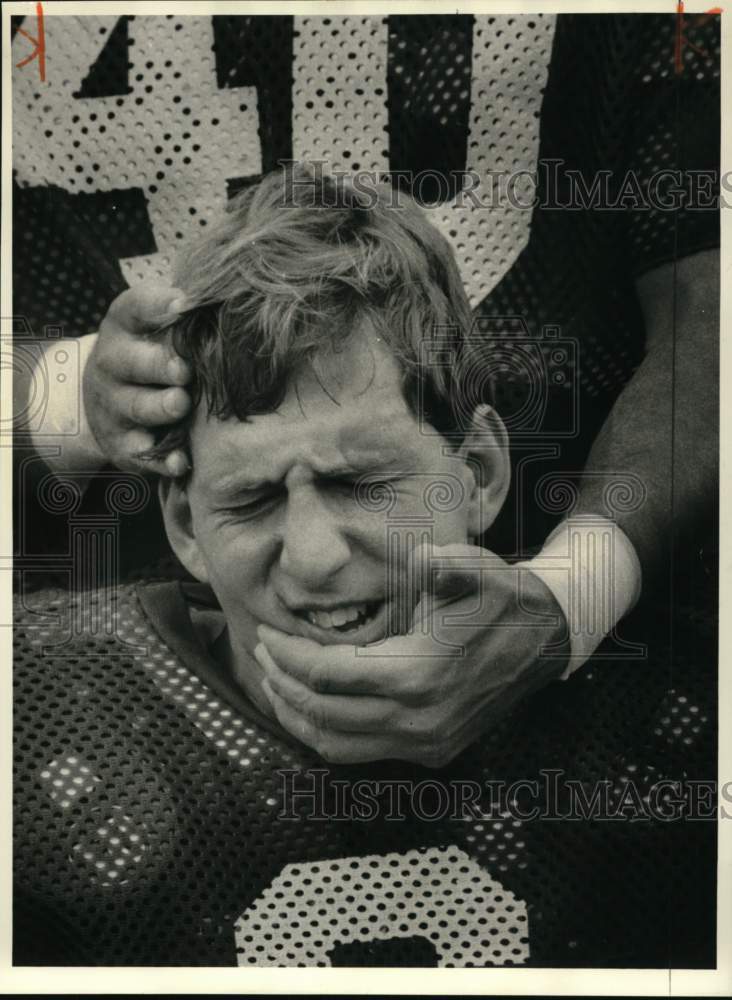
[306,603,368,629]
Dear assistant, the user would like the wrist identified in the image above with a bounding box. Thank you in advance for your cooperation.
[29,334,106,473]
[517,514,642,678]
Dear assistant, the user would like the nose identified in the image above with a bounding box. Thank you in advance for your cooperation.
[278,484,351,588]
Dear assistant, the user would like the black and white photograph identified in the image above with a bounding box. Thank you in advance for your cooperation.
[3,0,729,989]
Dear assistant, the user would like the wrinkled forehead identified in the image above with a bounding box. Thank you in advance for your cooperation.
[188,337,428,489]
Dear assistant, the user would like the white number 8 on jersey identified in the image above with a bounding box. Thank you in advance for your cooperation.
[235,844,529,967]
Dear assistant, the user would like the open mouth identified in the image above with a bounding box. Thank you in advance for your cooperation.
[301,600,382,633]
[290,599,388,644]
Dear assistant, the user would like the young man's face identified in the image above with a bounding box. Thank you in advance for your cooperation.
[162,321,509,655]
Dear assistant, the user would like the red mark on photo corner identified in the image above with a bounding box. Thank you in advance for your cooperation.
[15,3,46,83]
[675,2,723,74]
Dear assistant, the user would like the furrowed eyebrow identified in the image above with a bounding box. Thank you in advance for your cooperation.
[321,456,406,479]
[336,451,413,476]
[205,426,421,498]
[209,456,402,499]
[208,474,278,498]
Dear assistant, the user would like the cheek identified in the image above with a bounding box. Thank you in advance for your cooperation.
[383,480,472,544]
[432,511,471,545]
[192,518,278,601]
[419,503,472,547]
[354,509,470,578]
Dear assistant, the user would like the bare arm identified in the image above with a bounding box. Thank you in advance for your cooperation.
[573,248,719,577]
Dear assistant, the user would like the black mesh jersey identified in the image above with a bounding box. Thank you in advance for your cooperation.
[14,580,716,967]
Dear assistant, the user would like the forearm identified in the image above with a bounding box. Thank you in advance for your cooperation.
[574,249,719,577]
[524,248,718,671]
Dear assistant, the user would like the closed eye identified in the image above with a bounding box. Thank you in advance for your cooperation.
[219,488,284,521]
[332,475,404,511]
[325,477,360,497]
[324,475,398,499]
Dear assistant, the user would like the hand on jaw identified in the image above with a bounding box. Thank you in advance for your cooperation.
[253,541,569,768]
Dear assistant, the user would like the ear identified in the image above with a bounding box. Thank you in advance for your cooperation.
[158,476,210,583]
[455,404,511,538]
